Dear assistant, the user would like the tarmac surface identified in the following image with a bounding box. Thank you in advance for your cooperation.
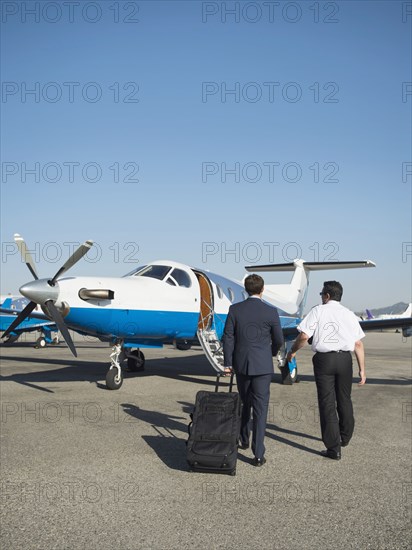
[0,332,411,550]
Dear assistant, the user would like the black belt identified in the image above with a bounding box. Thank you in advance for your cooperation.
[318,350,350,354]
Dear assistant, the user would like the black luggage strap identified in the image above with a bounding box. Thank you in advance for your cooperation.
[199,433,231,441]
[215,372,235,392]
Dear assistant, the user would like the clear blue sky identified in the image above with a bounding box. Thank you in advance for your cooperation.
[1,0,411,311]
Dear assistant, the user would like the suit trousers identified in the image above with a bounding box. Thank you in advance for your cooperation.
[313,351,354,453]
[236,373,272,459]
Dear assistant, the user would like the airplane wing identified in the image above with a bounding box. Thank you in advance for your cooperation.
[359,317,412,332]
[0,307,49,320]
[281,317,412,341]
[1,320,56,333]
[0,307,56,338]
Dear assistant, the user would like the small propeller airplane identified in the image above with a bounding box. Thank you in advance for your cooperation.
[1,296,59,347]
[3,234,412,390]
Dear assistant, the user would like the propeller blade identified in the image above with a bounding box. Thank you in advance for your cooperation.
[2,301,37,338]
[50,240,93,284]
[45,300,77,357]
[14,234,38,280]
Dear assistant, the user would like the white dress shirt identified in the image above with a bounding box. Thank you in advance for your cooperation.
[298,300,365,353]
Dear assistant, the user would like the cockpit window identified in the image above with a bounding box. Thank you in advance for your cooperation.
[169,269,191,288]
[136,265,172,280]
[123,265,190,286]
[122,265,147,277]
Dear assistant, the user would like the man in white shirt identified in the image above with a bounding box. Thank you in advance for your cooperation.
[286,280,366,460]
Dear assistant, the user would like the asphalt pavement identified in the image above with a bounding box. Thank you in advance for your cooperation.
[0,332,411,549]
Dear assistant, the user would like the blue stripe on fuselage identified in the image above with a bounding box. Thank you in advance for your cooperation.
[65,307,300,344]
[65,307,200,340]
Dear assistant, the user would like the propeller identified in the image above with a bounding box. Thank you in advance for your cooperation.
[49,240,93,285]
[14,233,38,280]
[44,300,77,357]
[2,301,37,338]
[2,234,93,357]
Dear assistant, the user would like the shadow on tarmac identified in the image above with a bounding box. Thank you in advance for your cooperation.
[121,402,189,471]
[119,400,324,469]
[0,353,218,391]
[1,349,410,394]
[265,424,322,456]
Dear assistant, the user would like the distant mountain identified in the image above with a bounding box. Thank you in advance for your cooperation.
[356,302,409,317]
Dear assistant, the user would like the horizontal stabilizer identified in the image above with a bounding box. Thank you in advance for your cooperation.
[245,259,376,316]
[246,260,376,272]
[360,317,412,331]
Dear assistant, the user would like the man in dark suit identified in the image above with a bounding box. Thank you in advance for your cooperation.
[223,274,284,466]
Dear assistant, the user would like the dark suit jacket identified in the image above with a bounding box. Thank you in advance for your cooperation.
[222,297,284,376]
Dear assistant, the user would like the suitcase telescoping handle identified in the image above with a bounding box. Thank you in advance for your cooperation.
[215,372,235,392]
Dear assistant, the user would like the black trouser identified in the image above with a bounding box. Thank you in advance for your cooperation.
[313,351,354,453]
[236,373,272,459]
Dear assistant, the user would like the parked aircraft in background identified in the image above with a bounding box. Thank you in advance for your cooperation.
[4,234,412,390]
[365,304,412,337]
[366,303,412,320]
[1,296,59,347]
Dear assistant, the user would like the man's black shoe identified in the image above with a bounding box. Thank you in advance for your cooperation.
[320,449,341,460]
[238,442,249,450]
[340,440,349,447]
[252,457,266,467]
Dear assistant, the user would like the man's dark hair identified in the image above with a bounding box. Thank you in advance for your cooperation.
[244,274,264,296]
[322,280,343,301]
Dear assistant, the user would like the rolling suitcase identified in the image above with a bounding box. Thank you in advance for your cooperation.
[187,374,241,475]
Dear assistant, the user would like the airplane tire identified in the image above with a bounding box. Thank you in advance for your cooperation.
[106,368,123,390]
[36,338,46,348]
[127,350,145,372]
[176,340,191,351]
[280,366,299,385]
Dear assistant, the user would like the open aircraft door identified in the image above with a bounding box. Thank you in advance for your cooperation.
[193,270,225,373]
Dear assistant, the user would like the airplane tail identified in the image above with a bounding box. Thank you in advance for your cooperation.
[1,298,13,309]
[245,260,376,316]
[366,309,374,319]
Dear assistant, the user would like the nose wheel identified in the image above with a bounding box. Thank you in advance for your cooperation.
[106,343,125,390]
[106,366,123,390]
[105,344,146,389]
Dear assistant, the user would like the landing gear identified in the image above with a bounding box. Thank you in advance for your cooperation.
[106,343,124,390]
[127,349,145,372]
[105,344,145,389]
[35,336,46,348]
[106,367,123,390]
[176,340,191,351]
[276,345,299,385]
[280,364,299,385]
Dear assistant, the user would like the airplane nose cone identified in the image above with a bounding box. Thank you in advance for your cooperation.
[19,279,59,304]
